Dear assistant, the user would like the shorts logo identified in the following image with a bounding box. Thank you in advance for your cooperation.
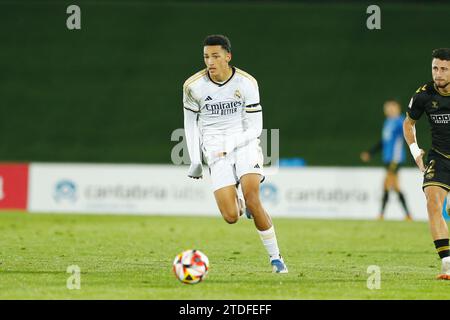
[424,160,436,179]
[425,172,435,179]
[430,114,450,124]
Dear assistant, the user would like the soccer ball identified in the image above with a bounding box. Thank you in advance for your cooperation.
[173,249,209,284]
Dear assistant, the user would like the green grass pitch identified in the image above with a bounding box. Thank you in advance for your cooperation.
[1,211,450,299]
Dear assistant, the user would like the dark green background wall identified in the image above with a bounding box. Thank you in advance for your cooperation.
[1,1,448,165]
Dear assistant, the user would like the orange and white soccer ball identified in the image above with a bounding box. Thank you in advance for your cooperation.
[173,249,209,284]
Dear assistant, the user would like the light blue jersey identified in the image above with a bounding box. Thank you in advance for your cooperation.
[382,115,405,164]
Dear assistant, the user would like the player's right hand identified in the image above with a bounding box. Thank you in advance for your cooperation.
[188,163,203,179]
[414,149,426,172]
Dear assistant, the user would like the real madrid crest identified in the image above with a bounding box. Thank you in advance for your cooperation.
[234,89,241,99]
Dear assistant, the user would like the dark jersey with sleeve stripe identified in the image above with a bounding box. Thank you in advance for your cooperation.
[407,81,450,156]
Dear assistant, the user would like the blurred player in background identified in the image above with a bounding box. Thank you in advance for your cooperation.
[403,48,450,280]
[183,35,288,273]
[361,100,412,221]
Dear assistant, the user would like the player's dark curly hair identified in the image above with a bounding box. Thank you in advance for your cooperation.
[203,35,231,53]
[432,48,450,61]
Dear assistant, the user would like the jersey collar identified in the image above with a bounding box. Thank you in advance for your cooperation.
[207,66,236,87]
[434,83,450,96]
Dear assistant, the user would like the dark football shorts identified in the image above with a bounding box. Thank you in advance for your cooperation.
[384,162,401,174]
[422,149,450,191]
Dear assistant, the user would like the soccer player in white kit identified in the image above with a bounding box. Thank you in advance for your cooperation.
[183,35,288,273]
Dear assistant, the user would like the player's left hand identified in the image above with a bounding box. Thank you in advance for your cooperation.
[415,149,426,172]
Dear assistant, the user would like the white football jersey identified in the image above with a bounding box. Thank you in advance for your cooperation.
[183,67,262,146]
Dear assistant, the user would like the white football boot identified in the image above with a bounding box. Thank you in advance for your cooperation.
[271,255,288,274]
[437,256,450,280]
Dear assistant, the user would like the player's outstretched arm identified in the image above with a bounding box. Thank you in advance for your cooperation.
[403,114,425,172]
[183,108,203,179]
[360,141,382,162]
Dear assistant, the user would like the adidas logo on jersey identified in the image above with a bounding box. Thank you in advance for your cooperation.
[254,164,260,169]
[205,96,213,101]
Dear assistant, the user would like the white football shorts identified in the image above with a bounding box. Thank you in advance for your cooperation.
[206,139,265,192]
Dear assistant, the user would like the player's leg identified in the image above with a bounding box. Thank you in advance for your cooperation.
[234,139,287,273]
[424,186,450,279]
[240,173,287,273]
[392,171,412,220]
[422,149,450,279]
[213,185,240,224]
[240,173,271,230]
[425,186,448,240]
[379,170,391,220]
[209,158,242,224]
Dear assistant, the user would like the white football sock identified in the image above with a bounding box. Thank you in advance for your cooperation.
[257,225,280,260]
